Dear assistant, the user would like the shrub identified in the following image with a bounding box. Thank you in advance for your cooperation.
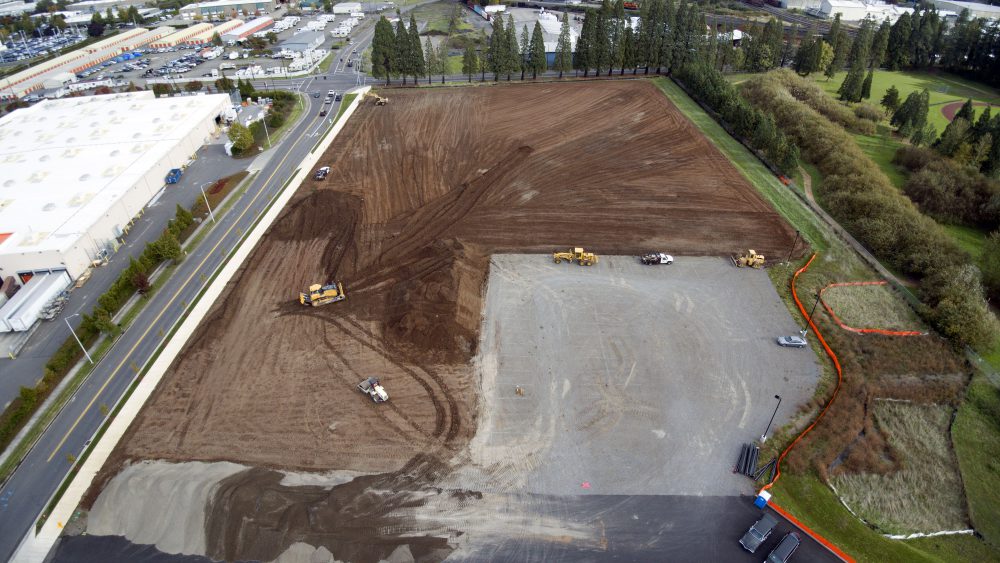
[853,102,883,123]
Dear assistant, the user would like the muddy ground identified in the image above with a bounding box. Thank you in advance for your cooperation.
[87,80,798,561]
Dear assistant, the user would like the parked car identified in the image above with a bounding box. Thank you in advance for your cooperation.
[776,335,807,348]
[766,532,801,563]
[739,513,778,553]
[165,168,182,184]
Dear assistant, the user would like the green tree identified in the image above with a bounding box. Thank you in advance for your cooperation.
[595,0,612,76]
[838,62,865,102]
[886,12,911,70]
[621,24,636,75]
[105,6,115,24]
[409,15,425,83]
[448,3,463,35]
[211,32,222,46]
[870,19,890,68]
[435,41,448,83]
[395,17,410,83]
[554,12,573,78]
[575,9,596,77]
[861,68,874,100]
[151,83,174,97]
[923,264,1000,348]
[228,122,253,154]
[215,75,234,92]
[132,271,151,296]
[955,98,976,123]
[323,0,332,13]
[185,80,203,92]
[981,230,1000,302]
[92,306,120,337]
[935,117,971,157]
[462,44,477,82]
[237,77,254,99]
[504,14,520,80]
[520,24,530,80]
[371,16,395,84]
[265,31,278,44]
[529,21,546,79]
[424,37,437,84]
[880,84,900,114]
[489,14,506,80]
[610,0,626,75]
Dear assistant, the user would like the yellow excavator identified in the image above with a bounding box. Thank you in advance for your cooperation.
[299,282,346,306]
[553,247,598,266]
[733,249,765,268]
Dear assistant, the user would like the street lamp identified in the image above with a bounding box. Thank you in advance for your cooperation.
[801,292,822,338]
[65,313,94,365]
[785,229,800,264]
[199,182,216,223]
[760,394,782,443]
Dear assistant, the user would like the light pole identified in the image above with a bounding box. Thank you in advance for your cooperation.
[785,229,800,264]
[199,182,216,223]
[760,394,781,443]
[801,292,822,338]
[65,313,94,365]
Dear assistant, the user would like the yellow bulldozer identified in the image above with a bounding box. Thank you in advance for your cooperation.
[553,247,598,266]
[366,91,388,106]
[732,249,765,269]
[299,281,346,306]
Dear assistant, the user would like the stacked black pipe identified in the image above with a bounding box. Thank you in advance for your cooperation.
[735,444,777,481]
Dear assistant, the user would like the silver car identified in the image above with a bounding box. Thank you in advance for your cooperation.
[776,335,807,348]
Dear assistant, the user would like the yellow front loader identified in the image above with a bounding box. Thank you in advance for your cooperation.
[553,247,598,266]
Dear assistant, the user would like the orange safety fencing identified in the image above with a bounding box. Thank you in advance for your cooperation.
[819,281,925,337]
[771,501,855,563]
[761,254,853,561]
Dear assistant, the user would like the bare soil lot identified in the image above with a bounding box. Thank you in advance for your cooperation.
[95,80,797,489]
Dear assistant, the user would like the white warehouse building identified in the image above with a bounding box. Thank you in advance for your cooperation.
[0,91,230,289]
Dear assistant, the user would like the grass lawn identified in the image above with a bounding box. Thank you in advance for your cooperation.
[953,373,1000,546]
[851,132,905,189]
[943,224,989,260]
[412,0,469,35]
[831,402,968,534]
[809,69,1000,133]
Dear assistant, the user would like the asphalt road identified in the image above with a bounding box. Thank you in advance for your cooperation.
[47,496,841,562]
[0,59,370,563]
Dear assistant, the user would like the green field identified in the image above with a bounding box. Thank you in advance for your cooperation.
[809,70,1000,133]
[953,373,1000,547]
[943,224,989,259]
[851,132,906,189]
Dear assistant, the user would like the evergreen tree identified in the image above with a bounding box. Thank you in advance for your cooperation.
[886,12,911,70]
[828,28,851,78]
[463,45,477,82]
[622,25,636,74]
[881,84,900,114]
[520,25,530,80]
[595,0,612,76]
[575,9,596,77]
[861,68,874,100]
[371,16,395,84]
[395,17,410,83]
[870,19,891,68]
[610,0,626,74]
[530,21,547,79]
[955,98,976,123]
[643,0,664,74]
[505,14,520,80]
[936,117,971,157]
[762,17,783,69]
[846,17,875,69]
[554,12,573,78]
[489,15,505,80]
[409,15,425,83]
[973,106,993,138]
[825,12,841,44]
[794,33,817,75]
[838,62,865,102]
[424,37,436,84]
[435,42,448,83]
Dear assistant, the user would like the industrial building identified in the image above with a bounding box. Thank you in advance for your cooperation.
[222,16,274,42]
[332,2,362,14]
[813,0,913,22]
[184,19,245,45]
[929,0,1000,20]
[0,91,230,330]
[179,0,274,19]
[149,23,215,48]
[65,0,148,14]
[278,30,324,55]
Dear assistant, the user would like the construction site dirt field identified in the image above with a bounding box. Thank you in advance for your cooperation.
[88,80,800,559]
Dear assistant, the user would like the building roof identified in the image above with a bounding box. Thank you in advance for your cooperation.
[823,0,865,7]
[939,0,1000,14]
[280,30,324,50]
[0,91,229,255]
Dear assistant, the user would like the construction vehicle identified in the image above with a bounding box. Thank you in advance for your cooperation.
[357,377,389,403]
[366,91,388,106]
[553,247,598,266]
[732,249,765,268]
[640,252,674,265]
[299,281,346,306]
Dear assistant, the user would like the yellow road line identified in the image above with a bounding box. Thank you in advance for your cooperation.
[47,109,321,463]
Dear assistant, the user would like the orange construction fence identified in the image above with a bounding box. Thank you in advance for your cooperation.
[819,281,925,337]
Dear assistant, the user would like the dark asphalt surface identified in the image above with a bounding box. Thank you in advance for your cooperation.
[0,43,373,562]
[47,496,841,562]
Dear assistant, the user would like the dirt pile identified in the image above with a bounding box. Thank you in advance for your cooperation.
[94,80,797,490]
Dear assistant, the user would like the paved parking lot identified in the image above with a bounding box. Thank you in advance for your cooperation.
[457,255,820,497]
